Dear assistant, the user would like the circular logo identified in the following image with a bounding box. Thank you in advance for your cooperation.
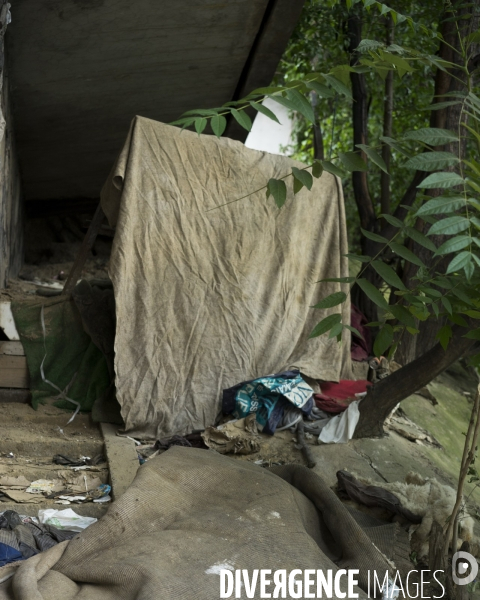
[452,551,478,586]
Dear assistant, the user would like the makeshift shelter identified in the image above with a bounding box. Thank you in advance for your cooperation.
[101,117,353,439]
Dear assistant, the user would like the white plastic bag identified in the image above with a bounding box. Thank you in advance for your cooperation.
[318,400,360,444]
[38,508,97,531]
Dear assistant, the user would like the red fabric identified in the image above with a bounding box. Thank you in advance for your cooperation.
[350,304,372,361]
[314,380,371,414]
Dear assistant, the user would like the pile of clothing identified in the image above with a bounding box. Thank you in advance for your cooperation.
[0,510,78,567]
[220,370,371,445]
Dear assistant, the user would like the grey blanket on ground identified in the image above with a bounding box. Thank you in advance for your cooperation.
[101,117,352,438]
[0,447,393,599]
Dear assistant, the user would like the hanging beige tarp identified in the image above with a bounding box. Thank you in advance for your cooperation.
[101,117,352,438]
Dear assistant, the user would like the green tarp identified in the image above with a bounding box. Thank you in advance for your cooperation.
[12,296,111,415]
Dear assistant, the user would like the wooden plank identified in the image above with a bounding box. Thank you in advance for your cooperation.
[0,389,30,403]
[0,341,24,356]
[0,355,29,388]
[101,423,139,500]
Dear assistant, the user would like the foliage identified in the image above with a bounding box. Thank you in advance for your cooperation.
[172,0,480,366]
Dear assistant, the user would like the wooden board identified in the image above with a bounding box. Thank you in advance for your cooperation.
[0,341,24,356]
[0,389,30,403]
[0,355,29,388]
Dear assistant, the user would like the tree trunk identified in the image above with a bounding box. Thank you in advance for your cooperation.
[347,11,382,324]
[380,14,393,218]
[354,324,476,438]
[395,5,478,365]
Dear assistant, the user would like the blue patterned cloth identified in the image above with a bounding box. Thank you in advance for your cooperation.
[222,370,313,434]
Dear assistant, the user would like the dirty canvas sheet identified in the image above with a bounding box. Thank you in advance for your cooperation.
[0,447,393,599]
[101,117,352,438]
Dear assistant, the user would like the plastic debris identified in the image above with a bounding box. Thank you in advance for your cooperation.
[38,508,97,531]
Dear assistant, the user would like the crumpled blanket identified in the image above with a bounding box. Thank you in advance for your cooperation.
[0,447,393,599]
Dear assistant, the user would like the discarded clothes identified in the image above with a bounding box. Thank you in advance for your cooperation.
[0,510,78,567]
[223,370,313,434]
[201,415,260,455]
[304,399,362,444]
[314,379,370,413]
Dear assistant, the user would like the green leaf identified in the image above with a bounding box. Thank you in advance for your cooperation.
[211,114,227,137]
[448,313,469,326]
[380,214,404,228]
[372,260,407,290]
[182,108,220,117]
[404,152,459,171]
[251,86,283,95]
[319,276,356,283]
[423,100,462,111]
[266,178,287,208]
[374,324,394,356]
[404,227,437,252]
[323,74,352,98]
[356,39,385,53]
[291,167,313,192]
[249,101,281,124]
[418,172,465,189]
[231,109,252,132]
[464,329,480,340]
[389,305,416,328]
[464,257,474,280]
[344,254,369,264]
[306,81,335,98]
[446,251,472,274]
[309,313,342,338]
[379,51,413,78]
[415,195,465,216]
[170,117,196,127]
[356,144,388,173]
[287,89,316,123]
[270,90,315,123]
[312,291,347,309]
[451,288,475,306]
[428,216,470,236]
[360,228,389,243]
[344,324,364,340]
[441,296,453,314]
[339,152,368,172]
[437,325,452,350]
[390,242,425,267]
[194,118,207,134]
[356,278,389,310]
[435,236,471,255]
[312,161,324,178]
[403,128,458,145]
[380,136,411,157]
[328,323,344,339]
[465,310,480,319]
[321,160,344,177]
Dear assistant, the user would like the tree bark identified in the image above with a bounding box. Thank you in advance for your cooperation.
[347,12,382,323]
[347,13,374,236]
[354,324,476,439]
